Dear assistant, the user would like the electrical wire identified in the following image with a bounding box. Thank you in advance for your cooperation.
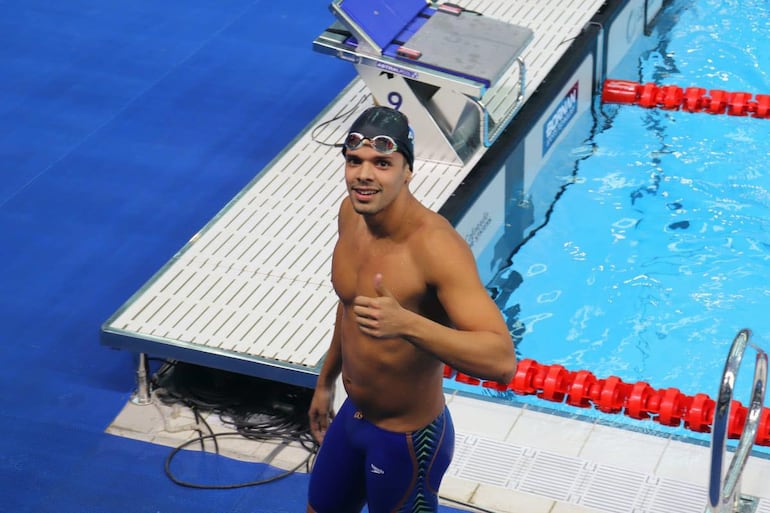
[164,432,315,489]
[153,362,319,490]
[310,93,372,147]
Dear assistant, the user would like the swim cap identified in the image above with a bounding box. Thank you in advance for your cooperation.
[345,106,414,169]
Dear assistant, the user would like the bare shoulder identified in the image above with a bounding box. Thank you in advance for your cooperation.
[411,210,477,282]
[418,211,467,248]
[337,197,356,231]
[410,208,507,336]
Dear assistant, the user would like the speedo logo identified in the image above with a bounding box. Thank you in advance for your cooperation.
[370,464,385,475]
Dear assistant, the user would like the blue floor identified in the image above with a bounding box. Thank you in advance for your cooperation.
[0,2,471,511]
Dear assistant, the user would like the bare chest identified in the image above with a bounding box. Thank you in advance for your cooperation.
[332,237,427,308]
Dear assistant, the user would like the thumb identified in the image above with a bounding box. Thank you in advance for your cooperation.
[373,273,393,298]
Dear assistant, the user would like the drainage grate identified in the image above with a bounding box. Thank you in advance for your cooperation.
[449,433,769,513]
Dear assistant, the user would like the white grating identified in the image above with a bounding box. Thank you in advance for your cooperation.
[102,0,607,378]
[643,478,711,513]
[518,450,588,501]
[578,466,647,512]
[449,433,770,513]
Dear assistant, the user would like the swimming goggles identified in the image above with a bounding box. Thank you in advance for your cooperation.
[342,132,398,154]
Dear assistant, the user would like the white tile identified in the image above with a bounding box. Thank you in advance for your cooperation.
[579,424,669,473]
[108,402,165,435]
[731,453,770,499]
[243,439,297,465]
[209,433,265,461]
[654,438,710,487]
[149,430,200,449]
[439,475,479,504]
[269,443,316,472]
[551,503,606,513]
[473,485,555,513]
[449,396,521,440]
[505,409,594,457]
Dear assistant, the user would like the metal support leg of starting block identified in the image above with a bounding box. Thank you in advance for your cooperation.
[130,352,153,405]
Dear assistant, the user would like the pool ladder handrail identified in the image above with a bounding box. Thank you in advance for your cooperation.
[707,328,768,513]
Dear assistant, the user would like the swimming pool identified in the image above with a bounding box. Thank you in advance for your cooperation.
[446,0,770,450]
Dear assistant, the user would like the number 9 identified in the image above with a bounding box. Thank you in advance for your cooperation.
[388,92,403,111]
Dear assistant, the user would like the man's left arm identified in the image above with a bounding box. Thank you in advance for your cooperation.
[353,228,517,384]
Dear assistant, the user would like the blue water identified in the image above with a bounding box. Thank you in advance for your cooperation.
[459,0,770,445]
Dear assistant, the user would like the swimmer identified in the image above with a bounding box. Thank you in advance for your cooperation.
[307,106,516,513]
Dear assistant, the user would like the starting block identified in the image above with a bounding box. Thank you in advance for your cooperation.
[313,0,534,165]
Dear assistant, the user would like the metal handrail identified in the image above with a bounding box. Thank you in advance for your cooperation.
[706,329,768,513]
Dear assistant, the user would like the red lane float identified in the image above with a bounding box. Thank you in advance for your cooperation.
[444,359,770,447]
[601,79,770,118]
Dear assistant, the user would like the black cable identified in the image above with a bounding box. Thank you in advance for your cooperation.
[154,362,319,490]
[310,94,372,147]
[192,406,219,454]
[164,432,313,490]
[160,397,318,489]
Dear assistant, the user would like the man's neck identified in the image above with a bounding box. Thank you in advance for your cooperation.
[362,194,419,241]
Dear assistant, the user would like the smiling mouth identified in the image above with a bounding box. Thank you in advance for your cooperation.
[353,188,378,197]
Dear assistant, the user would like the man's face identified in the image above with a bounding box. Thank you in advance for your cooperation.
[344,143,412,216]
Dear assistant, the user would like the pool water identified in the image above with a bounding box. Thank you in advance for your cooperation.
[454,0,770,447]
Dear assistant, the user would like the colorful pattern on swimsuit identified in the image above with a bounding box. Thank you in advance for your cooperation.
[398,415,446,512]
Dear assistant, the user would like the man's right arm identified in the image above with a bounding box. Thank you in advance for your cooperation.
[308,301,343,443]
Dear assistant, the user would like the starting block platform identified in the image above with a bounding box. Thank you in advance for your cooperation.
[314,0,533,164]
[101,0,610,389]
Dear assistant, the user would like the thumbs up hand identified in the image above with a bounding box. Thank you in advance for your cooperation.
[353,273,407,338]
[373,273,394,299]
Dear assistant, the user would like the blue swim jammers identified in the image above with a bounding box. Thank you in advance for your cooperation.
[308,398,455,513]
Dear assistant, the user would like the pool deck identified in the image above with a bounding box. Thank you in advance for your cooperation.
[109,383,770,513]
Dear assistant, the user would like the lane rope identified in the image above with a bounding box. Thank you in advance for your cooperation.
[601,79,770,118]
[444,360,770,446]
